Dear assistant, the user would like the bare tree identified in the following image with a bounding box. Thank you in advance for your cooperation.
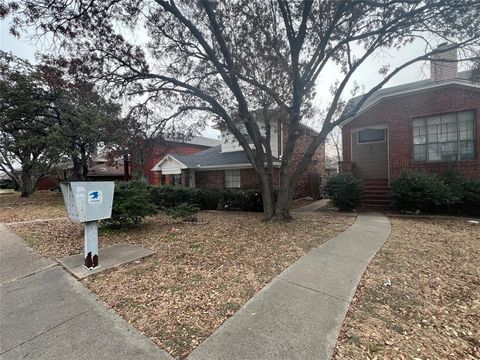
[3,0,479,219]
[327,126,342,165]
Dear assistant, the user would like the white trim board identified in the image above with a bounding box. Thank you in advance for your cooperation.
[194,162,281,171]
[151,154,187,172]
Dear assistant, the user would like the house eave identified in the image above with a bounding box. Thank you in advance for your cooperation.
[339,80,480,128]
[151,154,188,172]
[191,162,281,171]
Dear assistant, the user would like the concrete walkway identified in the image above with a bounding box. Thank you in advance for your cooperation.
[0,224,173,360]
[188,213,390,360]
[292,199,330,213]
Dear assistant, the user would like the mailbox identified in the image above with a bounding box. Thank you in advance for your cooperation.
[60,182,114,222]
[60,182,115,270]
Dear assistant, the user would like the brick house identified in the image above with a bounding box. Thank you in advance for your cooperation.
[130,136,220,185]
[340,44,480,208]
[152,113,325,199]
[33,137,217,189]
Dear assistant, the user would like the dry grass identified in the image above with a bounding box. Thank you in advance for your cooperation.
[9,211,354,359]
[334,217,480,360]
[0,192,66,223]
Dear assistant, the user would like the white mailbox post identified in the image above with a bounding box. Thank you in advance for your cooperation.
[60,182,115,269]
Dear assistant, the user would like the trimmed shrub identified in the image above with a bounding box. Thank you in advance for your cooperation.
[167,202,200,222]
[150,185,267,212]
[150,186,222,210]
[389,170,451,212]
[463,179,480,215]
[440,168,466,205]
[104,181,157,228]
[220,189,264,212]
[325,173,364,212]
[196,188,224,210]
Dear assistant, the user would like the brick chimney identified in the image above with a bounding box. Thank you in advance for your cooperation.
[430,43,458,82]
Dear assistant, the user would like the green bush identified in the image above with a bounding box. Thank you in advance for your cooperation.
[440,168,465,205]
[167,202,200,222]
[150,185,267,212]
[150,186,222,210]
[196,188,224,210]
[463,179,480,215]
[391,169,480,215]
[104,181,157,228]
[325,173,364,212]
[390,170,451,212]
[220,189,264,212]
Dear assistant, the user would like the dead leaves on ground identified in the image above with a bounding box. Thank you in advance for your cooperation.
[334,217,480,360]
[8,210,354,359]
[0,192,65,223]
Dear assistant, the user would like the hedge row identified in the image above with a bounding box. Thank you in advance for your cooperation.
[390,169,480,215]
[150,185,265,212]
[104,182,268,228]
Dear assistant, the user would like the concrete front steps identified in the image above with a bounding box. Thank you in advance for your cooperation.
[362,179,391,211]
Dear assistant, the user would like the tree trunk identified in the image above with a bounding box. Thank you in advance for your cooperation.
[70,155,83,181]
[257,168,275,219]
[19,169,36,197]
[123,152,130,181]
[272,171,293,221]
[80,145,89,180]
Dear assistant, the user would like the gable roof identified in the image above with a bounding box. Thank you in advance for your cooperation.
[187,136,221,147]
[341,71,479,127]
[152,145,281,171]
[153,154,188,170]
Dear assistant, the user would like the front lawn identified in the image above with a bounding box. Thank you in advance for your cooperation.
[0,192,66,223]
[9,211,354,359]
[334,217,480,359]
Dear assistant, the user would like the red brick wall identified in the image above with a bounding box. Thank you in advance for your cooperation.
[195,170,224,189]
[193,168,281,191]
[130,142,210,185]
[240,168,280,189]
[240,168,259,188]
[36,176,58,191]
[283,124,326,198]
[342,85,480,179]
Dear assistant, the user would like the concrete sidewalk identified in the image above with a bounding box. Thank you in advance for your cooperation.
[188,213,390,360]
[291,199,330,213]
[0,224,173,360]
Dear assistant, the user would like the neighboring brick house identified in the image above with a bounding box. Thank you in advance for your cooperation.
[130,136,220,185]
[340,44,479,208]
[36,176,58,191]
[152,113,325,199]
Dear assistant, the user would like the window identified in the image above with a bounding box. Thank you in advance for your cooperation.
[172,174,182,185]
[358,128,385,143]
[413,111,475,162]
[224,169,241,188]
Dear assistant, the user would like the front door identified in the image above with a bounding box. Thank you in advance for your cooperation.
[351,128,388,179]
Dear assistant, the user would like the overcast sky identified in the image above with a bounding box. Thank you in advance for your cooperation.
[1,16,442,141]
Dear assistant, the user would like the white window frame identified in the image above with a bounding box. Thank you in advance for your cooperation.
[224,169,241,188]
[412,110,476,162]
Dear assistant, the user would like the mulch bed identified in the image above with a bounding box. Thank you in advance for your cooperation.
[334,217,480,360]
[9,211,354,359]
